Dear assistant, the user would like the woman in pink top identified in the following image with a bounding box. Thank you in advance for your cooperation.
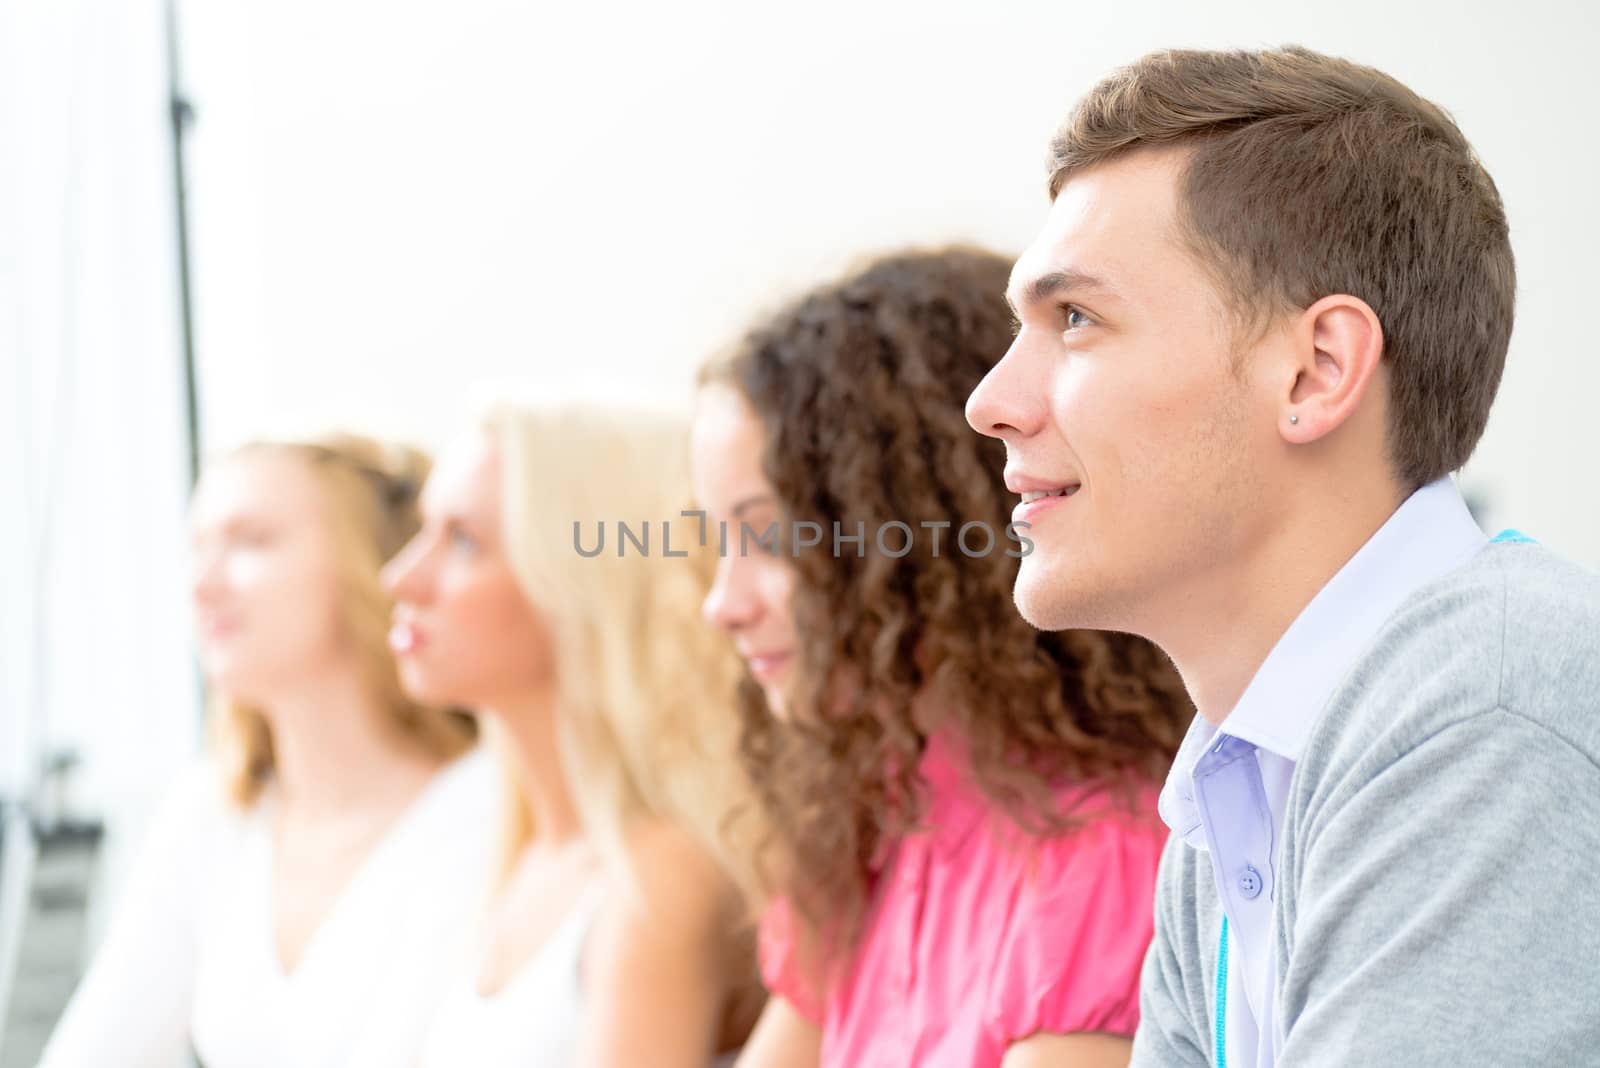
[690,248,1194,1068]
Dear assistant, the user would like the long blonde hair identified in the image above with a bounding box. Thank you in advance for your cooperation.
[483,402,760,901]
[208,434,477,806]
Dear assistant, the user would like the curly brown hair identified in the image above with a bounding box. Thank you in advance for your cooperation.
[701,247,1193,969]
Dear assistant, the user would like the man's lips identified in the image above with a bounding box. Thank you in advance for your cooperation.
[1018,484,1081,504]
[1003,467,1082,496]
[1012,483,1081,525]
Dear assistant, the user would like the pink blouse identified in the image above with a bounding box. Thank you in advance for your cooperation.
[759,733,1166,1067]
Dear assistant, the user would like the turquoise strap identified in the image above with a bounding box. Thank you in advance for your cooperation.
[1214,916,1230,1068]
[1491,528,1537,544]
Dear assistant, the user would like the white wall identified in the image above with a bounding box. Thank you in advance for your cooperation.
[3,0,200,812]
[181,0,1600,563]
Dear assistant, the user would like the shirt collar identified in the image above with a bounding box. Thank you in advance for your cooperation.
[1158,477,1487,838]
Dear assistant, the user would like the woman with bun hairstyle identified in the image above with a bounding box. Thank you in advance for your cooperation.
[386,402,765,1068]
[40,435,493,1068]
[690,249,1194,1068]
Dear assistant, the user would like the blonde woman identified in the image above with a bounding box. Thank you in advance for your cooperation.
[384,403,764,1068]
[39,436,495,1068]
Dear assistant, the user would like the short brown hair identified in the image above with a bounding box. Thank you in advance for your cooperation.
[1049,45,1515,491]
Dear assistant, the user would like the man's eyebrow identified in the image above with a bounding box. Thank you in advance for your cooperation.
[1009,269,1118,312]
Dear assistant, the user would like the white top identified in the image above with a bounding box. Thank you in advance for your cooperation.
[1155,477,1488,1068]
[417,885,604,1068]
[418,883,743,1068]
[39,748,497,1068]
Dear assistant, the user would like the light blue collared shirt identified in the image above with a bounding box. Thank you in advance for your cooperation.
[1155,477,1488,1068]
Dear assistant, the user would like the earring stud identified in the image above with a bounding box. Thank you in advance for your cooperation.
[1289,415,1299,425]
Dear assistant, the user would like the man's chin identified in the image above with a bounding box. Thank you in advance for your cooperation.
[1013,558,1096,632]
[1014,580,1066,631]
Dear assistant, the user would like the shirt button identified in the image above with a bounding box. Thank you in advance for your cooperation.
[1238,865,1263,900]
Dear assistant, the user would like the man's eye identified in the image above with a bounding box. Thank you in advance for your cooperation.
[1064,306,1092,331]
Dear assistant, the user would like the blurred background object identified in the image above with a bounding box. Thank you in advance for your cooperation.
[4,0,1598,1058]
[4,0,199,1059]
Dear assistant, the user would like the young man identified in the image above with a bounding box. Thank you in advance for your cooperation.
[967,46,1600,1068]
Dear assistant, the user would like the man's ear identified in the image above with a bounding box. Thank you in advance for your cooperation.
[1280,294,1384,444]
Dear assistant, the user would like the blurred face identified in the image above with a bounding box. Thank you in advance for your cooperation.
[189,452,347,704]
[690,385,800,719]
[966,148,1278,633]
[381,430,550,709]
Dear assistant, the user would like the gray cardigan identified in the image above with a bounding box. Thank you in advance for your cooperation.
[1131,541,1600,1067]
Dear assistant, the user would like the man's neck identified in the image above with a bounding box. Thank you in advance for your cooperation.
[1154,481,1408,727]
